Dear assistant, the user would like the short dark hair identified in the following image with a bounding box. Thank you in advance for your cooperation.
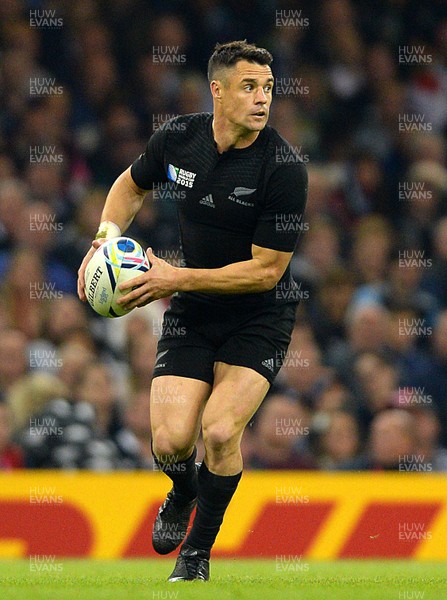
[207,40,273,82]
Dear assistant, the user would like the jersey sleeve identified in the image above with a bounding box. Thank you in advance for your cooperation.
[130,125,168,190]
[253,161,308,252]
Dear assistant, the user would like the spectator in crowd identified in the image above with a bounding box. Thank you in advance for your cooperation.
[127,328,159,392]
[332,150,388,227]
[398,159,447,257]
[0,401,24,470]
[410,406,447,472]
[350,215,394,285]
[422,216,447,309]
[76,362,124,439]
[351,257,439,332]
[248,392,317,470]
[0,328,28,393]
[281,327,333,406]
[326,303,391,391]
[18,361,142,469]
[125,388,153,469]
[7,371,68,433]
[339,409,424,471]
[1,247,50,339]
[44,294,92,348]
[352,351,400,432]
[314,410,362,470]
[386,304,434,385]
[0,202,77,294]
[57,341,96,392]
[293,216,343,292]
[301,166,338,222]
[313,378,353,415]
[0,178,28,252]
[406,310,447,445]
[56,187,109,274]
[307,266,357,350]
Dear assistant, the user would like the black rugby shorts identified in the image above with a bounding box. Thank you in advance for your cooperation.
[152,293,297,385]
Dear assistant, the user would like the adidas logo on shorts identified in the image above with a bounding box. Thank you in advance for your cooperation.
[261,358,275,372]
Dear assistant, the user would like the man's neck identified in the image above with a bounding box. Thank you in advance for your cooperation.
[212,116,260,153]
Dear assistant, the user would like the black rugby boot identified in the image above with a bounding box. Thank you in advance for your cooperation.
[168,543,210,582]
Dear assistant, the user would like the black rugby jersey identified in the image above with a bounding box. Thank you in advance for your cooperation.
[131,112,307,307]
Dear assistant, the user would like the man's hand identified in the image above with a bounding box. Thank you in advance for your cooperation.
[77,239,107,302]
[117,248,179,310]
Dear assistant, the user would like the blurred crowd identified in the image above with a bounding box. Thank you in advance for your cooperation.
[0,0,447,471]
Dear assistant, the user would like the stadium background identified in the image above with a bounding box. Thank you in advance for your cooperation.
[1,0,447,565]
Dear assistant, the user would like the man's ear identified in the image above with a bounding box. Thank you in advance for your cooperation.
[210,80,223,101]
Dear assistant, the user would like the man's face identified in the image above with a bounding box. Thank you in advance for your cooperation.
[370,414,413,467]
[213,60,274,132]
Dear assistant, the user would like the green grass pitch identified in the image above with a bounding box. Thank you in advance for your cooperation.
[0,559,446,599]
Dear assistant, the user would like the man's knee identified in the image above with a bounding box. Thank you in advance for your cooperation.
[152,424,195,462]
[202,419,241,454]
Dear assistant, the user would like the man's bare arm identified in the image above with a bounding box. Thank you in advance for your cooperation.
[117,244,293,310]
[175,244,291,294]
[77,167,147,301]
[100,167,147,233]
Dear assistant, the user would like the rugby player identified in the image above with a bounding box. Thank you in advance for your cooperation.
[78,40,308,581]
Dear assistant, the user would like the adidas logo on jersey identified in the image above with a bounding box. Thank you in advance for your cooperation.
[199,194,215,208]
[261,358,275,372]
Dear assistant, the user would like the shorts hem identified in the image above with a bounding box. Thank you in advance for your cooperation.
[152,368,214,386]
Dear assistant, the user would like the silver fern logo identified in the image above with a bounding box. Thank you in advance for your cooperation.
[228,187,256,207]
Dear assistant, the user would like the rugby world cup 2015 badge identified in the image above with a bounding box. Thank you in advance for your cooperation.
[167,164,197,188]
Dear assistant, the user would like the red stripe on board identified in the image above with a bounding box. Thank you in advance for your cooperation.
[0,500,93,556]
[339,502,441,558]
[218,502,335,558]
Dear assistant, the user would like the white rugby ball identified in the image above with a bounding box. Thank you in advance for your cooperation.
[84,237,150,317]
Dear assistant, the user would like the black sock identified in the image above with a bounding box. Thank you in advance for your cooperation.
[152,445,198,501]
[185,461,242,553]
